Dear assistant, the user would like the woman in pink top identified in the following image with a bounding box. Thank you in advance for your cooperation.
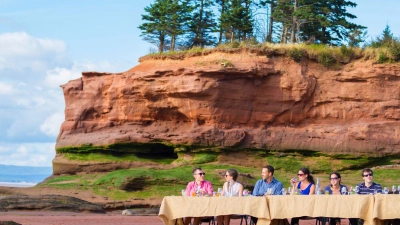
[184,167,214,225]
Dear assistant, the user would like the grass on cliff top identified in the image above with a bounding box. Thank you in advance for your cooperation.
[139,42,400,68]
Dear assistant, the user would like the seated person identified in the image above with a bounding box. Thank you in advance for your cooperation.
[323,172,348,225]
[290,167,315,225]
[217,168,244,225]
[184,167,213,225]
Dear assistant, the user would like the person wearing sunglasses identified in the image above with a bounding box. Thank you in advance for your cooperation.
[349,168,382,225]
[184,167,214,225]
[290,167,315,225]
[185,167,213,197]
[323,172,348,225]
[217,168,244,225]
[290,167,315,195]
[354,168,382,195]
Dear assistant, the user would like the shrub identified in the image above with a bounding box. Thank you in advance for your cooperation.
[287,48,304,62]
[318,51,337,67]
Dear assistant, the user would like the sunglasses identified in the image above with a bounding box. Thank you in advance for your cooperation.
[196,173,206,176]
[362,173,373,177]
[297,174,305,176]
[330,177,339,180]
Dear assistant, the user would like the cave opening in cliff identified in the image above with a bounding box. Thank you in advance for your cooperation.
[107,142,178,161]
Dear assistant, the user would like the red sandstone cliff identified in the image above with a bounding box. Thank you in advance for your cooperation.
[56,49,400,161]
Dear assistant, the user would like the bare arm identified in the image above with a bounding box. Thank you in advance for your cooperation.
[238,183,244,197]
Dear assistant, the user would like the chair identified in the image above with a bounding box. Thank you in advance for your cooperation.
[230,214,248,225]
[200,216,216,225]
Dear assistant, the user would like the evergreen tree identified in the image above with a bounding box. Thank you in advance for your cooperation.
[221,0,255,42]
[138,0,170,53]
[186,0,217,48]
[139,0,193,52]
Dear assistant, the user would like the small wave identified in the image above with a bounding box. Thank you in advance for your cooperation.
[0,181,37,187]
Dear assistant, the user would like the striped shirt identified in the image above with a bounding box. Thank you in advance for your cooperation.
[252,177,283,196]
[355,182,382,194]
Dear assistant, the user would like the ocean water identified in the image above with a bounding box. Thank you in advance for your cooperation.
[0,164,52,187]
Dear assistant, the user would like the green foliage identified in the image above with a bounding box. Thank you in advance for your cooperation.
[318,51,337,68]
[367,25,400,63]
[192,152,218,164]
[287,48,304,62]
[378,52,389,64]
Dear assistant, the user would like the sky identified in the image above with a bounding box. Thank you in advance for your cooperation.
[0,0,399,167]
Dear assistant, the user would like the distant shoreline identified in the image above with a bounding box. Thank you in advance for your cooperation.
[0,182,37,188]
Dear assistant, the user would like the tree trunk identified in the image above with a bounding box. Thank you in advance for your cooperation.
[218,0,225,44]
[282,26,288,43]
[159,34,165,53]
[290,0,298,43]
[170,35,175,52]
[267,1,274,42]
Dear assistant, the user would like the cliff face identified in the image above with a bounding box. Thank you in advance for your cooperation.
[56,49,400,170]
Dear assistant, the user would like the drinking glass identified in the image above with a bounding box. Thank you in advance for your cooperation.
[291,177,297,185]
[348,186,353,195]
[181,189,186,196]
[383,187,389,194]
[288,187,292,194]
[374,189,378,195]
[398,186,400,194]
[282,188,287,195]
[341,187,347,195]
[265,188,272,195]
[392,185,397,194]
[354,186,360,194]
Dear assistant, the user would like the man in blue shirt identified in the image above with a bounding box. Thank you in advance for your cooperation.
[350,168,382,225]
[251,165,283,224]
[252,165,283,196]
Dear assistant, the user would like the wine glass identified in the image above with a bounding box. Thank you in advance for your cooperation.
[392,185,396,194]
[282,188,287,195]
[398,186,400,194]
[181,189,186,196]
[383,187,389,194]
[354,186,360,194]
[288,187,292,194]
[348,186,353,195]
[341,186,347,195]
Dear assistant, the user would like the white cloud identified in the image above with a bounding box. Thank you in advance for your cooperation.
[45,67,82,87]
[0,32,70,75]
[0,142,55,167]
[40,112,64,137]
[0,82,13,95]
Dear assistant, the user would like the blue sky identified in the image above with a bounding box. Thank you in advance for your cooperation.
[0,0,398,167]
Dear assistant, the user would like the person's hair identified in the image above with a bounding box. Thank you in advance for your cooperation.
[263,165,275,175]
[329,172,342,187]
[227,168,239,181]
[361,168,373,176]
[192,167,202,175]
[299,167,314,184]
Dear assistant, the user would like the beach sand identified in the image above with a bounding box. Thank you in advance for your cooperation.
[0,211,346,225]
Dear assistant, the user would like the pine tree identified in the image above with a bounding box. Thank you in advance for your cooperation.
[138,0,170,53]
[186,0,217,48]
[138,0,193,52]
[221,0,255,42]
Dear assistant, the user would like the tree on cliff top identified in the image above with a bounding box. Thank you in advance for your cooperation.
[139,0,193,52]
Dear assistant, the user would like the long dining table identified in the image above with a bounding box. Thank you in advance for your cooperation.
[159,194,400,225]
[267,195,374,225]
[158,195,270,225]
